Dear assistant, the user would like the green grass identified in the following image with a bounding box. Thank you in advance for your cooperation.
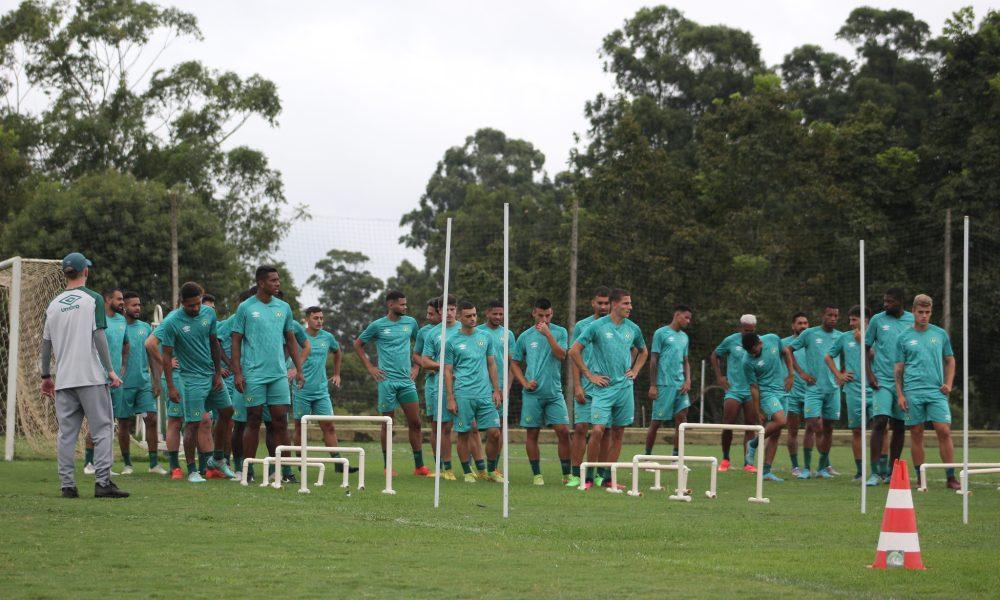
[2,443,999,599]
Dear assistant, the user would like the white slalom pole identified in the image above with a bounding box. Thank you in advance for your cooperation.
[699,359,706,424]
[434,218,452,509]
[859,239,867,514]
[962,216,969,524]
[3,257,22,461]
[502,203,510,519]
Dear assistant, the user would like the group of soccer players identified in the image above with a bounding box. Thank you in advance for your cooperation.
[47,254,960,496]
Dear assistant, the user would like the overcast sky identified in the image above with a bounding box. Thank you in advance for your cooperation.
[161,1,992,301]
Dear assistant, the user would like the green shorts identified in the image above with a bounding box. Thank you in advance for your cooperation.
[293,393,334,419]
[178,375,232,424]
[784,393,805,415]
[520,393,569,428]
[845,391,874,429]
[873,386,907,421]
[652,384,690,421]
[904,391,951,426]
[164,375,186,420]
[804,388,840,420]
[424,385,453,423]
[590,385,634,427]
[111,386,131,420]
[244,377,291,408]
[725,390,752,404]
[760,393,785,420]
[455,395,500,433]
[123,386,157,415]
[378,379,418,413]
[228,378,270,423]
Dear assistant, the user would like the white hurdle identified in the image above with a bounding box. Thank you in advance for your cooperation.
[608,463,681,494]
[262,457,345,488]
[273,445,365,490]
[672,423,768,503]
[918,463,1000,492]
[629,455,718,498]
[577,462,651,491]
[960,467,1000,492]
[240,457,332,487]
[299,415,395,495]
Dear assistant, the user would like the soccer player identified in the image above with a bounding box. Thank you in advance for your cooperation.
[782,312,814,477]
[865,288,912,486]
[644,305,693,457]
[354,290,428,476]
[787,305,842,479]
[896,294,959,490]
[231,267,304,483]
[121,291,164,474]
[420,295,460,479]
[477,299,512,472]
[83,289,129,474]
[145,326,183,478]
[565,286,612,488]
[444,300,504,482]
[711,314,758,472]
[41,252,128,498]
[569,288,647,490]
[741,332,794,481]
[159,282,235,482]
[826,306,876,481]
[511,298,572,485]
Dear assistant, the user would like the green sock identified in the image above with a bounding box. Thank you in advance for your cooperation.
[871,461,879,476]
[187,462,197,475]
[413,450,424,469]
[560,459,571,475]
[790,453,799,468]
[443,460,452,471]
[475,459,486,472]
[213,450,224,461]
[879,454,888,476]
[764,463,772,475]
[381,447,387,465]
[586,466,595,481]
[85,448,95,464]
[672,447,678,457]
[461,460,472,474]
[281,465,293,477]
[168,451,180,470]
[571,466,581,477]
[601,467,611,479]
[236,457,244,472]
[804,448,813,469]
[855,459,863,477]
[644,446,653,456]
[148,452,158,468]
[487,459,498,472]
[225,453,232,465]
[723,449,730,460]
[530,459,541,475]
[122,452,131,466]
[247,465,255,480]
[198,452,209,474]
[819,452,829,470]
[945,467,955,479]
[330,451,341,459]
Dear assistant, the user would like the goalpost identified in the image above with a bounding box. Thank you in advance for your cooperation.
[1,257,65,461]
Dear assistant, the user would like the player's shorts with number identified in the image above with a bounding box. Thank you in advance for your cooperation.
[227,377,271,423]
[760,393,785,420]
[178,374,232,424]
[424,385,453,423]
[784,393,805,415]
[293,392,334,419]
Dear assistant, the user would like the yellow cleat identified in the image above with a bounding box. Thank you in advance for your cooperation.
[475,470,489,481]
[488,470,505,483]
[442,469,457,481]
[533,474,545,486]
[463,472,477,483]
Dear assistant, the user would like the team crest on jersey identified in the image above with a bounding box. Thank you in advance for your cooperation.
[201,319,208,327]
[403,325,410,333]
[275,311,283,318]
[931,337,939,345]
[623,332,632,340]
[477,339,485,347]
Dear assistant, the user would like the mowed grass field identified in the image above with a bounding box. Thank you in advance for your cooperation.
[2,441,999,599]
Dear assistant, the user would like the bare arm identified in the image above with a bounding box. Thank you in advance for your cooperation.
[162,346,180,402]
[647,352,659,400]
[353,338,385,381]
[231,331,245,391]
[444,364,457,414]
[783,349,795,392]
[784,347,813,383]
[119,338,129,378]
[825,354,850,386]
[942,356,956,393]
[627,346,649,378]
[510,358,531,389]
[894,362,907,410]
[285,331,305,388]
[711,351,729,390]
[487,355,502,407]
[681,355,691,394]
[569,341,609,388]
[332,349,342,384]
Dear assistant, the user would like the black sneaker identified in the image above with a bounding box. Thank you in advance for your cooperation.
[281,473,299,484]
[61,486,79,498]
[334,464,360,474]
[95,481,130,498]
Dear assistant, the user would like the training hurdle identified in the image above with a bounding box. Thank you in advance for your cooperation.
[918,463,1000,492]
[609,462,681,494]
[576,462,678,492]
[629,455,718,498]
[672,423,767,504]
[261,457,346,488]
[241,458,335,487]
[299,415,395,495]
[273,445,365,490]
[960,467,1000,492]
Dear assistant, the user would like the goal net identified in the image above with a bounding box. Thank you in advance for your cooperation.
[0,258,65,460]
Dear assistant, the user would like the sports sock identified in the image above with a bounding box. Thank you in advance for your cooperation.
[586,466,595,482]
[855,458,863,477]
[168,451,180,470]
[213,450,224,461]
[148,452,158,468]
[804,448,813,469]
[487,458,498,472]
[644,446,653,456]
[945,467,955,478]
[198,452,209,474]
[818,452,829,470]
[879,454,888,476]
[381,447,387,464]
[790,452,799,468]
[560,459,571,475]
[187,461,197,475]
[871,459,880,477]
[764,463,771,475]
[461,460,472,474]
[475,459,486,472]
[672,447,678,457]
[413,450,424,469]
[85,448,95,465]
[281,465,293,477]
[571,465,581,477]
[443,460,452,471]
[224,452,232,465]
[235,456,244,472]
[122,452,132,466]
[247,464,255,480]
[723,449,730,460]
[530,459,541,475]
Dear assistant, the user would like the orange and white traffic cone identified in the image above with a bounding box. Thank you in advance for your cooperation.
[871,459,925,570]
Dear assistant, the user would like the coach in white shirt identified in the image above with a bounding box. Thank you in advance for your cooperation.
[40,252,129,498]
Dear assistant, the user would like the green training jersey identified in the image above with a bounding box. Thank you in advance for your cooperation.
[575,316,645,390]
[715,332,750,394]
[217,317,233,359]
[866,310,914,385]
[445,329,496,398]
[742,333,786,395]
[106,312,129,374]
[512,324,568,398]
[414,323,435,357]
[828,330,871,397]
[790,326,843,392]
[651,325,688,386]
[895,325,954,395]
[422,322,461,396]
[155,305,217,378]
[781,334,809,397]
[300,328,339,399]
[573,315,598,392]
[285,320,310,370]
[231,295,295,382]
[359,315,418,381]
[123,319,152,389]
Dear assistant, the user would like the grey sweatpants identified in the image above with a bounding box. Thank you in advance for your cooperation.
[56,384,113,487]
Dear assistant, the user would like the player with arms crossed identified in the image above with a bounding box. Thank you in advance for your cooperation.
[895,294,959,490]
[511,298,572,485]
[782,312,815,477]
[741,331,794,481]
[826,306,876,481]
[569,288,648,490]
[444,300,504,483]
[354,290,427,476]
[121,291,164,474]
[644,305,693,457]
[420,295,460,479]
[711,314,758,472]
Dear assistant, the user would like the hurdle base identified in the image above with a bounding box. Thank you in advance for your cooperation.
[705,491,717,499]
[297,488,311,494]
[382,488,396,495]
[668,494,692,502]
[748,497,770,504]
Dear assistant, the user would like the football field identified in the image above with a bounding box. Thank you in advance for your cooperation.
[2,442,999,599]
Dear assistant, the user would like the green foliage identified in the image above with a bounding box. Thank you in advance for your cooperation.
[307,249,384,349]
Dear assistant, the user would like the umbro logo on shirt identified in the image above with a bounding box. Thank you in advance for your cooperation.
[931,338,939,345]
[59,294,82,306]
[849,342,857,347]
[252,311,261,318]
[182,325,191,333]
[604,332,613,339]
[530,341,538,349]
[382,328,391,334]
[909,340,918,346]
[458,343,467,350]
[882,325,890,331]
[668,336,675,342]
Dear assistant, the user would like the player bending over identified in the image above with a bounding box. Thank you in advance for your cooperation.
[741,332,794,481]
[644,305,693,458]
[711,314,758,472]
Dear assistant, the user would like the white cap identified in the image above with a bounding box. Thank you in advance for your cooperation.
[740,314,757,326]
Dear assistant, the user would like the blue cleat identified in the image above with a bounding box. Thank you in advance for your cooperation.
[763,472,784,482]
[745,443,757,468]
[866,474,881,487]
[816,468,833,479]
[796,468,811,480]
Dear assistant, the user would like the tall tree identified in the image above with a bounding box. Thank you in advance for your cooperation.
[307,249,384,349]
